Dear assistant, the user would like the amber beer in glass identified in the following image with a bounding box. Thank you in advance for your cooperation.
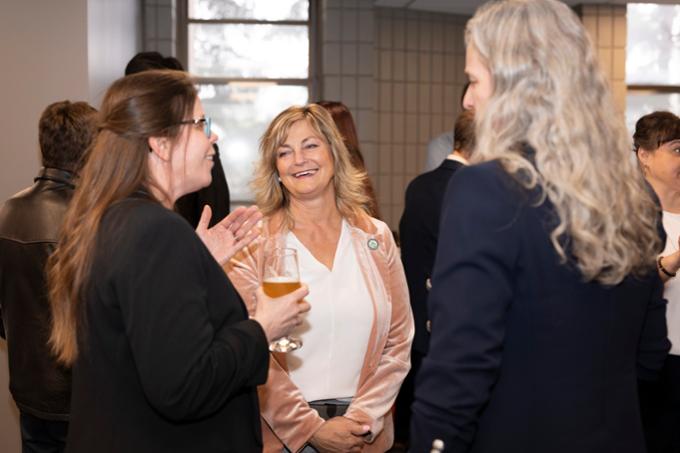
[262,279,301,298]
[263,248,302,352]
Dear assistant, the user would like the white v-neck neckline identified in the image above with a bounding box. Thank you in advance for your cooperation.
[288,219,348,272]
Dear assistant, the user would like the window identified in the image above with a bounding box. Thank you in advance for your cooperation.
[626,3,680,131]
[178,0,317,202]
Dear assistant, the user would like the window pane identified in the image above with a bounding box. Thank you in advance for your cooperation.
[200,83,309,201]
[626,92,680,133]
[189,0,308,21]
[189,24,308,78]
[627,4,680,85]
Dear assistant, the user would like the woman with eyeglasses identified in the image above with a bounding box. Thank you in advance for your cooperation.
[47,70,310,453]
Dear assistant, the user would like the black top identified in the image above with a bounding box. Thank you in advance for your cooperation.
[411,161,670,453]
[399,159,464,354]
[0,168,75,420]
[66,196,268,453]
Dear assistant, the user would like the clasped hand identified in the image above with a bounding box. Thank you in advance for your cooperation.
[309,416,371,453]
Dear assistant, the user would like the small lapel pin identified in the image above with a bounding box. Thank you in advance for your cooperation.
[367,238,379,250]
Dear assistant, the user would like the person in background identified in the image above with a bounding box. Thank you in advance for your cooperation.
[227,104,413,453]
[47,70,309,453]
[394,109,475,450]
[0,100,97,453]
[423,84,470,172]
[123,51,184,75]
[633,111,680,453]
[423,131,453,173]
[317,100,381,219]
[411,1,670,451]
[125,51,231,227]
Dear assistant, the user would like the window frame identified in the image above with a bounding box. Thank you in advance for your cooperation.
[175,0,321,203]
[625,3,680,123]
[176,0,320,98]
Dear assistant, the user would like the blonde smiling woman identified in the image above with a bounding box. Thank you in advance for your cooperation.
[227,104,413,453]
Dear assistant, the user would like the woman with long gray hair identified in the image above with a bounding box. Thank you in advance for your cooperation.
[410,1,670,452]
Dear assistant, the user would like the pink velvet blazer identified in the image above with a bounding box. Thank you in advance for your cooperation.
[225,212,414,453]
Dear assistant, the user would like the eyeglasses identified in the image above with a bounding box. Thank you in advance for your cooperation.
[178,116,212,138]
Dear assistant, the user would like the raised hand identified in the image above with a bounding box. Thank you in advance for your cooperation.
[195,205,263,265]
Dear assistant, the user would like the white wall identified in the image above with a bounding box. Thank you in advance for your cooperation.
[88,0,143,106]
[0,0,90,205]
[0,0,89,445]
[0,1,140,451]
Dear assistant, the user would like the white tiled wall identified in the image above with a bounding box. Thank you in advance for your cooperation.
[378,8,467,227]
[321,0,381,213]
[321,1,468,228]
[576,4,627,112]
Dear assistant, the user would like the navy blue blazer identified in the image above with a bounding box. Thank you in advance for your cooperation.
[410,161,670,453]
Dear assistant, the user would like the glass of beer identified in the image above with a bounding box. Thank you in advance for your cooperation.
[262,247,302,352]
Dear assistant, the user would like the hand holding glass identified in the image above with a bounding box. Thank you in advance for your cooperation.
[263,248,302,352]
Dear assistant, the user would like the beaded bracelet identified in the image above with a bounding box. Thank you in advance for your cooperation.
[658,256,677,278]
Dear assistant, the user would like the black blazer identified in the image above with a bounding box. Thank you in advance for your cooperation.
[66,197,268,453]
[399,159,465,354]
[410,162,670,453]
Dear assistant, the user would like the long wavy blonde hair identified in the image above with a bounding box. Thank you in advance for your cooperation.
[252,104,370,228]
[466,0,660,285]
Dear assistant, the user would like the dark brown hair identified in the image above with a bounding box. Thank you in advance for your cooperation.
[633,111,680,152]
[453,109,476,156]
[39,101,98,172]
[125,51,185,75]
[48,70,197,365]
[316,100,381,219]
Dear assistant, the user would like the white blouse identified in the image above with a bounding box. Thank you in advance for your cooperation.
[285,219,374,402]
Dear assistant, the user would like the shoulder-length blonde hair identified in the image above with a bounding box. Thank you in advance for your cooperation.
[252,104,370,228]
[466,0,660,285]
[48,70,197,365]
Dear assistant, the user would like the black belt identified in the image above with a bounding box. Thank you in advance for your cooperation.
[308,400,349,420]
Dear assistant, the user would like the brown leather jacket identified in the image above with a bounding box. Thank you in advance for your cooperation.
[0,168,73,420]
[226,212,414,452]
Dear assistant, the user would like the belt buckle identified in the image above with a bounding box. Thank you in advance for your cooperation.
[325,403,338,418]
